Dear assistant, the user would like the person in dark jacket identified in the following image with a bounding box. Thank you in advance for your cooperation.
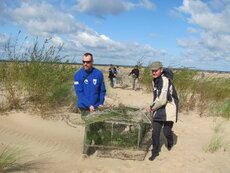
[128,65,139,90]
[73,53,106,155]
[146,61,179,161]
[108,64,117,88]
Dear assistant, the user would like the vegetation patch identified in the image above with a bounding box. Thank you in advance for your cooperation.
[0,35,77,112]
[203,121,226,153]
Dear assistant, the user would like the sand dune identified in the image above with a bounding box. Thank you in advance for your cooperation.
[1,85,230,173]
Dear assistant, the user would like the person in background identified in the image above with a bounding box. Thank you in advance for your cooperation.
[108,64,117,88]
[146,61,179,161]
[73,53,106,155]
[115,66,123,86]
[128,65,139,90]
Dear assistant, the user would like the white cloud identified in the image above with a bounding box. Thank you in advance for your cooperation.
[177,0,230,33]
[52,36,64,45]
[0,0,166,66]
[74,0,155,17]
[74,0,126,17]
[177,37,200,48]
[187,27,198,33]
[0,33,10,54]
[62,30,166,65]
[139,0,155,9]
[0,2,9,25]
[0,33,9,44]
[6,1,82,37]
[176,0,230,68]
[148,32,161,38]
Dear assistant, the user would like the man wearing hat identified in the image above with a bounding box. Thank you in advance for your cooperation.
[147,61,179,161]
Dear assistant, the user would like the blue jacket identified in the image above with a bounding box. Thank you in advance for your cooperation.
[74,67,106,109]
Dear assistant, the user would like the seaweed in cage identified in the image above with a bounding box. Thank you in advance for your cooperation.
[84,105,152,150]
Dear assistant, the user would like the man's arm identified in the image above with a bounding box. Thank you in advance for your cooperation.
[150,77,169,111]
[129,69,134,76]
[73,73,91,108]
[99,72,106,106]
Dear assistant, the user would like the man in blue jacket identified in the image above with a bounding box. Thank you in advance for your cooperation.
[74,53,106,118]
[74,53,106,155]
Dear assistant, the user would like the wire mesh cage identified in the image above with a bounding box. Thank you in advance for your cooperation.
[83,105,152,160]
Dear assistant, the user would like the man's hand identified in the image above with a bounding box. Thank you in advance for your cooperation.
[89,105,95,112]
[146,106,152,113]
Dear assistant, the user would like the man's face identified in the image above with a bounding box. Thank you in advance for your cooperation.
[82,55,93,71]
[152,68,163,78]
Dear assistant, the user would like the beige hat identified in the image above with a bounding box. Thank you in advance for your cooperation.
[151,61,163,70]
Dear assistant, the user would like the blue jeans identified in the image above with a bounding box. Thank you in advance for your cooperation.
[109,77,114,88]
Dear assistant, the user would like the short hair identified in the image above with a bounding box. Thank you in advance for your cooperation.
[83,53,93,61]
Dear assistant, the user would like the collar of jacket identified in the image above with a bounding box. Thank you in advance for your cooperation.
[84,67,94,74]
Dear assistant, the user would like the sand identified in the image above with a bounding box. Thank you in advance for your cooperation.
[1,76,230,173]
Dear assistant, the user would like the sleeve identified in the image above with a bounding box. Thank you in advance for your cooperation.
[73,72,91,107]
[129,69,134,75]
[150,77,169,111]
[99,72,106,105]
[137,69,139,77]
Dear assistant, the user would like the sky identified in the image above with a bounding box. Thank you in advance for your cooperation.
[0,0,230,72]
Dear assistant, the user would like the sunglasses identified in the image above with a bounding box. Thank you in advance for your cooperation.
[82,60,92,64]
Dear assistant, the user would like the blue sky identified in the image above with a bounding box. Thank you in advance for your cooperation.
[0,0,230,71]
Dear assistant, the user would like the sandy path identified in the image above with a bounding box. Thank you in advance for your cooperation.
[0,87,230,173]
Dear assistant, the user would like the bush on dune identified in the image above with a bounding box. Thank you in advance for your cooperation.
[0,35,77,112]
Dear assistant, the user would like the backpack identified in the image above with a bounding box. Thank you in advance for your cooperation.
[163,68,179,103]
[163,68,174,80]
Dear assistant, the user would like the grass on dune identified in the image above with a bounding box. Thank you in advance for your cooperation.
[0,35,77,112]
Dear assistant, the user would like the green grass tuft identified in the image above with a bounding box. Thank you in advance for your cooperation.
[204,135,223,153]
[0,146,21,170]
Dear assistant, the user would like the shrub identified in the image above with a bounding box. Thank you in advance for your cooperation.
[0,35,77,111]
[140,66,152,91]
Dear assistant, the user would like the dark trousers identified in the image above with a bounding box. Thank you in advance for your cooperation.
[109,77,114,88]
[151,121,174,154]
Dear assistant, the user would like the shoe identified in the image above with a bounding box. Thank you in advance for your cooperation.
[167,144,173,151]
[149,152,159,161]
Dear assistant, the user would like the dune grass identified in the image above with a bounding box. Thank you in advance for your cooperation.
[0,146,21,171]
[0,146,43,172]
[203,121,226,153]
[204,135,223,153]
[0,36,77,112]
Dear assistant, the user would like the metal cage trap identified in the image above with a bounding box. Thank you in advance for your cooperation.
[83,105,152,161]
